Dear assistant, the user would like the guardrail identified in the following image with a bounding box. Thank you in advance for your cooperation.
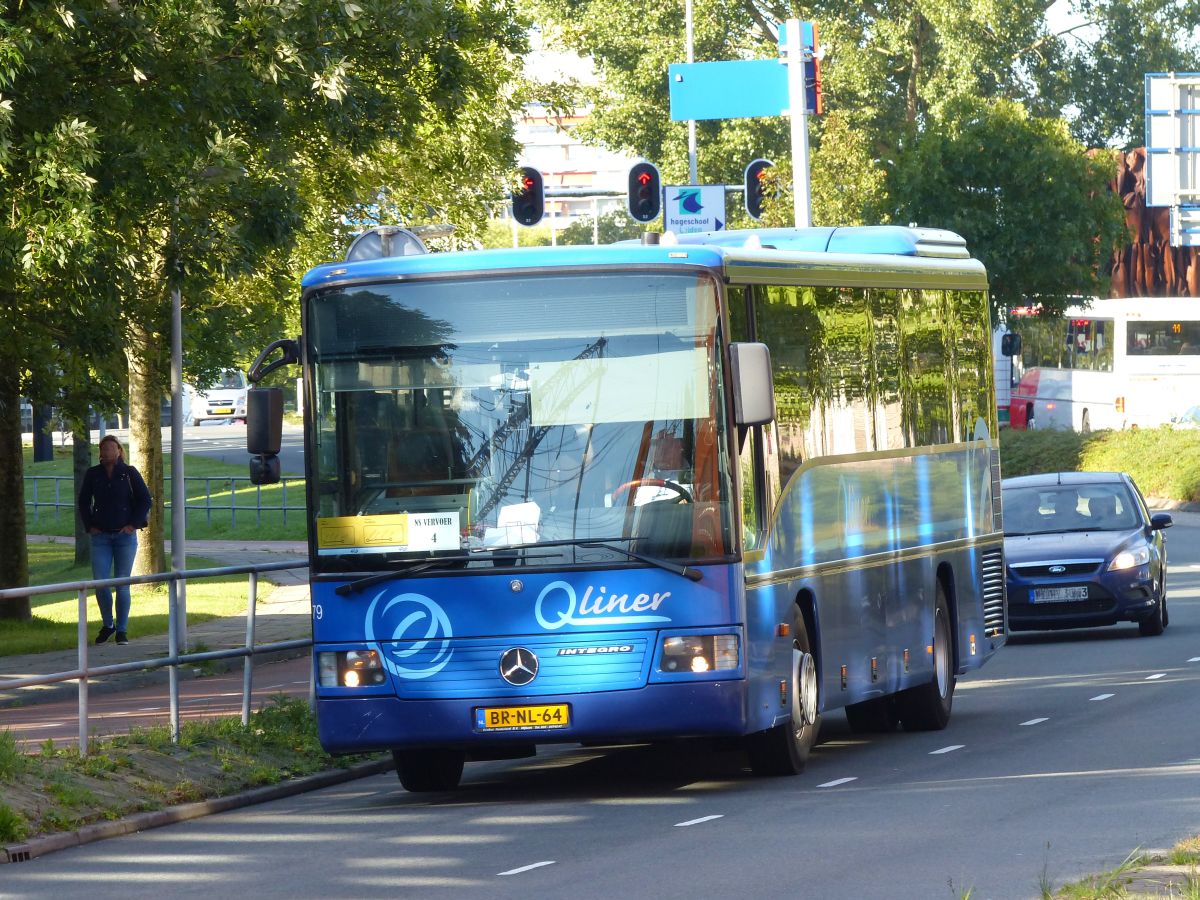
[0,559,311,755]
[25,475,306,526]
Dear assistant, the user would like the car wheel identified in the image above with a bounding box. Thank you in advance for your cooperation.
[845,695,899,733]
[747,606,820,776]
[1138,596,1166,637]
[895,584,955,731]
[392,748,465,792]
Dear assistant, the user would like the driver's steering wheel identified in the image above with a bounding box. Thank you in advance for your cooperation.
[611,478,692,504]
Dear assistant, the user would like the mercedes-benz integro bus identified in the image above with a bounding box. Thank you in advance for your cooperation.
[1008,297,1200,431]
[246,225,1007,791]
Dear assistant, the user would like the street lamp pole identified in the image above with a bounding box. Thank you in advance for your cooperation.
[685,0,697,185]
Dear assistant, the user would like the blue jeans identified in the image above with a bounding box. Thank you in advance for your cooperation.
[91,531,137,631]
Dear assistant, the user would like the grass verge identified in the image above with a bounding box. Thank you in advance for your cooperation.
[1045,842,1200,898]
[0,697,378,844]
[0,544,292,656]
[999,427,1200,502]
[23,447,306,541]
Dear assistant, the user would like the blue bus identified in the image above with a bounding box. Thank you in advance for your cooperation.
[246,224,1007,791]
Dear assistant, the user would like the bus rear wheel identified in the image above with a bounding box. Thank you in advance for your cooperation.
[895,585,955,731]
[746,607,820,776]
[392,748,465,792]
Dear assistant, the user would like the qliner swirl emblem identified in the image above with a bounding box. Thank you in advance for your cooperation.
[364,590,453,679]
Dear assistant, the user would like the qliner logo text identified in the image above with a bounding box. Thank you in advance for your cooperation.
[557,645,634,656]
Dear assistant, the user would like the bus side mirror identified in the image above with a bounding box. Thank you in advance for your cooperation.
[729,342,775,426]
[1001,333,1022,357]
[247,387,283,485]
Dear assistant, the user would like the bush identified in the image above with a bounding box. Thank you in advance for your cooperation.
[999,426,1200,501]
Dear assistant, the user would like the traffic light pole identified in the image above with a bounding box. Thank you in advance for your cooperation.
[685,0,698,185]
[785,18,811,228]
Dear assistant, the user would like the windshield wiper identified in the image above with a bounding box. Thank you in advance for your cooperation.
[575,538,703,582]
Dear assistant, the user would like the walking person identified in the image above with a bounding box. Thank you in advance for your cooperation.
[77,435,152,645]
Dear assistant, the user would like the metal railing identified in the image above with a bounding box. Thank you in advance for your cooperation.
[24,475,306,526]
[0,559,310,755]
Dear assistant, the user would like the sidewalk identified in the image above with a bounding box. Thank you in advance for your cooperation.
[1,539,312,709]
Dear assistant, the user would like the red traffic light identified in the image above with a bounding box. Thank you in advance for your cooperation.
[512,166,544,227]
[627,161,662,223]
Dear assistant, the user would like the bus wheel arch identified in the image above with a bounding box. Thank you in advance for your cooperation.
[895,568,956,732]
[745,595,821,776]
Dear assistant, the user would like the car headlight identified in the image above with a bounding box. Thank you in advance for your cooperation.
[1108,544,1151,571]
[318,649,386,687]
[659,634,739,673]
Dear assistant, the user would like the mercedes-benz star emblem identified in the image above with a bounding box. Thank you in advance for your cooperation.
[499,647,539,686]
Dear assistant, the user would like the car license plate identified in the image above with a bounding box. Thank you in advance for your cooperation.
[1031,586,1089,603]
[211,407,233,415]
[475,703,570,731]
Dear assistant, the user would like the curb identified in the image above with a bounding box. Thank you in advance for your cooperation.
[1,756,393,864]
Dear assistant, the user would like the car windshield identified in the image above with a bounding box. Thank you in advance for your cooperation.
[1003,483,1140,535]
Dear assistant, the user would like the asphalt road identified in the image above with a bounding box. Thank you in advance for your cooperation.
[4,515,1198,899]
[170,421,305,475]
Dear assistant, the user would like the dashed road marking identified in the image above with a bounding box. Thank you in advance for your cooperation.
[675,815,724,827]
[1090,693,1115,701]
[1020,717,1049,726]
[1189,657,1200,663]
[818,777,858,788]
[138,707,161,712]
[930,745,964,755]
[1146,673,1166,680]
[498,861,555,876]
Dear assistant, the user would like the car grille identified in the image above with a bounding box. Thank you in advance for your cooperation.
[981,549,1006,636]
[1010,560,1103,578]
[1009,597,1115,617]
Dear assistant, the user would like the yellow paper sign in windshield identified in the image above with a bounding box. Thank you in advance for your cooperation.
[316,514,408,555]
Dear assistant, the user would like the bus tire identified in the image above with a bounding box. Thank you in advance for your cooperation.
[392,748,465,792]
[746,606,820,776]
[844,695,899,733]
[896,585,955,732]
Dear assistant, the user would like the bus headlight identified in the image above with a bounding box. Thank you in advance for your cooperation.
[659,634,739,673]
[1108,544,1151,571]
[318,650,387,687]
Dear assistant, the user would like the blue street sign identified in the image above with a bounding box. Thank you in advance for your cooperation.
[669,60,789,121]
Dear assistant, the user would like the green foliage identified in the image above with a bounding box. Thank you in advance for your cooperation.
[1079,427,1200,502]
[999,426,1200,501]
[559,210,647,245]
[0,802,30,843]
[0,730,29,780]
[891,100,1125,320]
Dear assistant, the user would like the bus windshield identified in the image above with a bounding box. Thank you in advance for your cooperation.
[306,269,734,570]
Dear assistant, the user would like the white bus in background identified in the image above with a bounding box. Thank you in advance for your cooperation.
[1008,297,1200,431]
[185,369,249,426]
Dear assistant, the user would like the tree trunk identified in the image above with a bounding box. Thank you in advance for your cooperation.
[127,319,168,576]
[73,425,92,567]
[0,364,31,620]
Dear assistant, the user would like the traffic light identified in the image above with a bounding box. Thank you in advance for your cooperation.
[744,158,774,221]
[627,161,662,223]
[511,166,544,227]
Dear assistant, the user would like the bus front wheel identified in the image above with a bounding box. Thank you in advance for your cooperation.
[895,585,955,731]
[746,607,820,776]
[392,748,465,792]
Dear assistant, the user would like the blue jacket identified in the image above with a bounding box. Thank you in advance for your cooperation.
[77,461,152,532]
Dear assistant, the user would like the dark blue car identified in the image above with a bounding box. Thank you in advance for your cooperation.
[1002,472,1172,636]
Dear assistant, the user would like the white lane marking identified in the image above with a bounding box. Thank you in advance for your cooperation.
[23,723,64,729]
[1190,657,1200,663]
[674,815,724,827]
[138,707,161,712]
[1146,673,1166,680]
[263,684,285,690]
[930,745,965,755]
[291,680,308,685]
[1020,717,1049,726]
[817,777,858,788]
[498,861,555,876]
[1090,693,1115,701]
